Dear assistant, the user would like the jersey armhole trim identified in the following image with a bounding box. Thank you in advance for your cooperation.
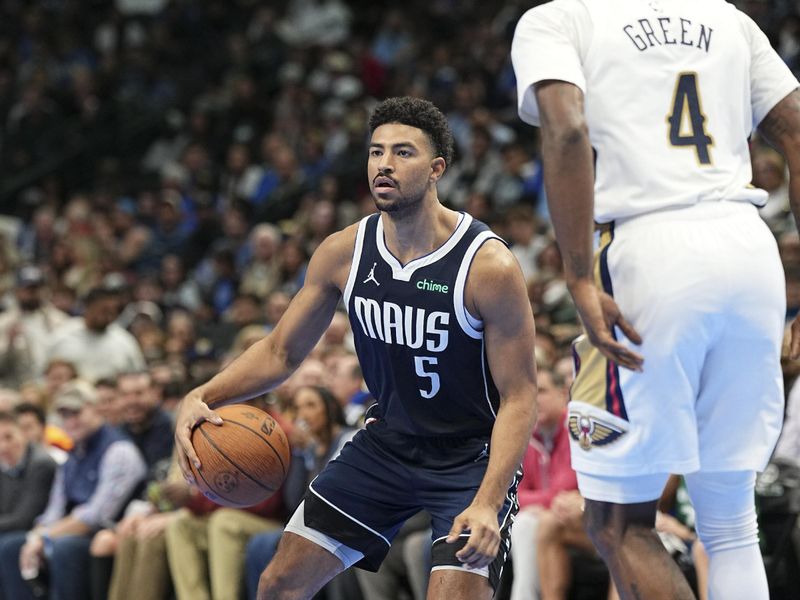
[343,216,370,311]
[454,232,503,339]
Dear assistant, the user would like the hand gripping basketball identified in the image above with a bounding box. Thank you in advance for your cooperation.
[174,389,224,483]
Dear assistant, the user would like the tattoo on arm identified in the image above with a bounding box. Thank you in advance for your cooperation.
[567,250,591,280]
[759,89,800,149]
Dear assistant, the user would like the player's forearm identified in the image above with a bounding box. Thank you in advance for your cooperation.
[536,82,595,287]
[473,394,537,512]
[541,124,595,286]
[195,334,295,407]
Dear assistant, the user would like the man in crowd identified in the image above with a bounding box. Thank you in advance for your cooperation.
[47,287,146,382]
[0,380,146,600]
[0,266,68,387]
[0,411,57,535]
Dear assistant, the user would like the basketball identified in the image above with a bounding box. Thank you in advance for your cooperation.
[189,404,290,507]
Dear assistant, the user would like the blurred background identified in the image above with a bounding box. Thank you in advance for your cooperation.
[0,1,796,600]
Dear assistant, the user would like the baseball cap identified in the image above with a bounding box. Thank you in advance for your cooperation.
[53,380,98,412]
[16,266,44,287]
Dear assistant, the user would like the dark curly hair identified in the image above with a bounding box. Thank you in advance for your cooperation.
[368,97,455,166]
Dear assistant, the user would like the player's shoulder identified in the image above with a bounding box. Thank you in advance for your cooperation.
[470,236,520,282]
[317,220,361,258]
[306,219,363,286]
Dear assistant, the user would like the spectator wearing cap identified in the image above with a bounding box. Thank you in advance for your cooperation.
[0,266,69,387]
[46,287,145,382]
[0,380,146,600]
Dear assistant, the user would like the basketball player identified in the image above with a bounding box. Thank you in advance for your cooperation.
[174,97,538,600]
[512,1,800,599]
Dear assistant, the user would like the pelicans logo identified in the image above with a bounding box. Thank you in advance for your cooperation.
[568,412,626,451]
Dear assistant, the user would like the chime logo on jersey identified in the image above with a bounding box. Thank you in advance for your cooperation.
[568,411,626,451]
[352,296,450,351]
[416,278,449,294]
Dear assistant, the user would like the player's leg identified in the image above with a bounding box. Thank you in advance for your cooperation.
[258,500,368,600]
[421,438,521,600]
[426,568,493,600]
[261,426,419,599]
[257,531,348,600]
[684,471,766,600]
[579,472,694,600]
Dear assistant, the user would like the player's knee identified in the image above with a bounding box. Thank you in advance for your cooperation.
[695,510,759,555]
[258,566,298,600]
[686,471,760,555]
[583,500,653,554]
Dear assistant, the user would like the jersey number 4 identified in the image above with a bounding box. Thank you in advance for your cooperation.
[666,72,714,165]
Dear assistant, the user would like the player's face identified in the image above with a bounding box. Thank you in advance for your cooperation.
[368,123,440,214]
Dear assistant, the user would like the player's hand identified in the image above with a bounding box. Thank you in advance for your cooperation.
[789,313,800,360]
[446,503,500,570]
[174,388,223,483]
[568,279,644,371]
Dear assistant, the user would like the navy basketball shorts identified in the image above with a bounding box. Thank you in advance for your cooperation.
[301,420,521,590]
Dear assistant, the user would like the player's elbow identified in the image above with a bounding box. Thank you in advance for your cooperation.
[541,119,589,155]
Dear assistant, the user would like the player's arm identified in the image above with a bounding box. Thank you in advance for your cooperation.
[174,226,355,479]
[759,88,800,359]
[535,81,643,371]
[446,240,538,569]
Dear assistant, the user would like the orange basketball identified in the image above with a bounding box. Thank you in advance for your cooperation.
[189,404,290,507]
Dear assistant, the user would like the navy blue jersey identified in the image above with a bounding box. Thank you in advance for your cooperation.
[344,212,504,438]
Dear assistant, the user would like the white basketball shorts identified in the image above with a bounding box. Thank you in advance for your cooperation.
[569,200,785,480]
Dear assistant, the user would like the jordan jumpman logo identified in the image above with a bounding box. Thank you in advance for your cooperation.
[363,262,380,286]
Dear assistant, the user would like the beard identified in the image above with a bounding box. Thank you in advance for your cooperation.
[372,181,427,216]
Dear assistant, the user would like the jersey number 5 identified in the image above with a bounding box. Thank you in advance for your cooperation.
[414,356,440,399]
[666,72,713,165]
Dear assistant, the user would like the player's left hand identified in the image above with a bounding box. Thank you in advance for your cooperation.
[446,503,500,570]
[789,313,800,360]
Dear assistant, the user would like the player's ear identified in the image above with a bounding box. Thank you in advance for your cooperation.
[430,157,446,183]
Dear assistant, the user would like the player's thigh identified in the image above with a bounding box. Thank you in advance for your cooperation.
[304,427,420,569]
[695,323,784,472]
[419,438,520,595]
[427,568,493,600]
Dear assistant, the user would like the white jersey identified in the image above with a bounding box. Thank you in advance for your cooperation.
[511,0,799,222]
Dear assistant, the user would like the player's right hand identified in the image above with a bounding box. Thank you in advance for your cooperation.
[568,279,644,372]
[174,388,223,483]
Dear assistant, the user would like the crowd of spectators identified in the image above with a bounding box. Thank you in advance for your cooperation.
[0,0,797,599]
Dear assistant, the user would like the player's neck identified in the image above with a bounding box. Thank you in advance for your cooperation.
[381,200,458,266]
